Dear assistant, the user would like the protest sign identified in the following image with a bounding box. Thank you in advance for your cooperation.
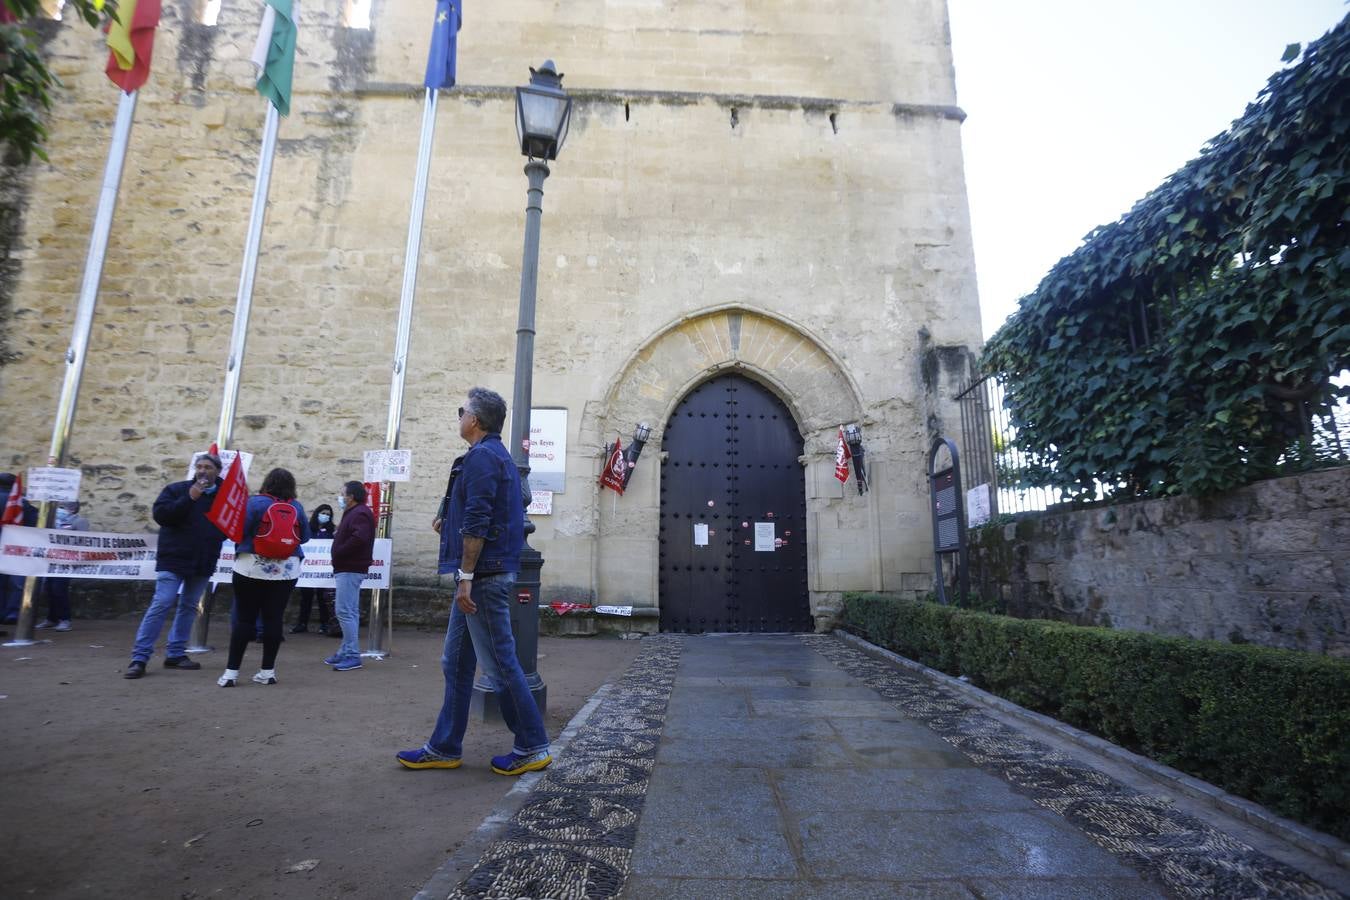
[26,467,82,502]
[0,526,158,580]
[211,538,392,589]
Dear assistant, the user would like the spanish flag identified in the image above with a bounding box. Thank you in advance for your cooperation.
[105,0,162,93]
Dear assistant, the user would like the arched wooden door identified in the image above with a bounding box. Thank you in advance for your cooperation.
[658,373,811,633]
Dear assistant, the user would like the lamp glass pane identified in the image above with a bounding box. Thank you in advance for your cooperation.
[519,90,566,139]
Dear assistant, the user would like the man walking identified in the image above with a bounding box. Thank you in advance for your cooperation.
[397,387,551,775]
[124,453,226,679]
[326,480,375,672]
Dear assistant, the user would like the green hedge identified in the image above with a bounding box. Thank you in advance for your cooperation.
[841,593,1350,841]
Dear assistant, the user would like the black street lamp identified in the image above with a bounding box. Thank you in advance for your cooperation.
[475,60,572,721]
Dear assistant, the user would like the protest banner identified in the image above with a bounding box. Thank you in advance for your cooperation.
[211,538,392,589]
[1,528,391,589]
[0,526,158,580]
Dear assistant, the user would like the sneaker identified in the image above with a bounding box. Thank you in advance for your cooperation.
[124,660,147,679]
[490,751,552,776]
[289,624,308,634]
[252,671,277,685]
[396,748,461,770]
[35,620,55,629]
[323,653,344,666]
[217,673,237,688]
[164,656,201,670]
[333,657,362,672]
[53,620,72,632]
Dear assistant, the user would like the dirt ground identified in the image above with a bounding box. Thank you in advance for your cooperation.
[0,618,643,899]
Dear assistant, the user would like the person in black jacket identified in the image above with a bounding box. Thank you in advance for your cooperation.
[124,454,226,679]
[292,503,336,634]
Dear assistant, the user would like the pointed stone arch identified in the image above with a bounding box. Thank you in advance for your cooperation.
[584,305,866,620]
[588,304,865,450]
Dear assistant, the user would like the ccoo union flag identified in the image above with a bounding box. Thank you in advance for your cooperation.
[834,425,852,484]
[424,0,462,90]
[207,452,250,543]
[105,0,163,93]
[599,437,626,495]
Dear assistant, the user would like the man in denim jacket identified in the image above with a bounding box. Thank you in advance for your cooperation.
[397,387,551,776]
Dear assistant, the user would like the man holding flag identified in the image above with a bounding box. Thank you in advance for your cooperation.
[123,452,226,679]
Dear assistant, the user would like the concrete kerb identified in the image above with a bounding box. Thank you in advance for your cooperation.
[833,629,1350,872]
[412,684,615,900]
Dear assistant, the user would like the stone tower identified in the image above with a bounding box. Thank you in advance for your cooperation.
[0,0,982,630]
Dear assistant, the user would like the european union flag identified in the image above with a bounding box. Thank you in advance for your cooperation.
[424,0,461,90]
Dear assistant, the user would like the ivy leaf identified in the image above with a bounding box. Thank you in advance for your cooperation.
[1281,43,1301,62]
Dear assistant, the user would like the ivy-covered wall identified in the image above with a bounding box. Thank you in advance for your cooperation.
[982,18,1349,500]
[968,467,1349,656]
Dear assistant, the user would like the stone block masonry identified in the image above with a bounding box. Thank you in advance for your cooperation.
[969,467,1350,656]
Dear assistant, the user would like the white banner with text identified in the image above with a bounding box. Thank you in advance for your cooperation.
[0,527,390,588]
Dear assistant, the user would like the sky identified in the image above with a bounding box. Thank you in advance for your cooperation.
[947,1,1348,340]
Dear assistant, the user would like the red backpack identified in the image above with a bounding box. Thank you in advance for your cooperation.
[253,495,301,559]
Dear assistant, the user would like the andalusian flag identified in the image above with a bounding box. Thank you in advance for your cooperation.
[105,0,163,93]
[251,0,298,116]
[424,0,462,90]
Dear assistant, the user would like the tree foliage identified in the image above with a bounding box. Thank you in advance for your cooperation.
[982,16,1350,499]
[1,0,113,163]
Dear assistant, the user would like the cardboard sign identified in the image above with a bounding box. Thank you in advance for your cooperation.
[363,449,412,483]
[26,467,82,502]
[527,491,553,516]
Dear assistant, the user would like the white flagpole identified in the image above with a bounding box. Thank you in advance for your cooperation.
[6,91,139,648]
[187,100,282,653]
[364,88,440,660]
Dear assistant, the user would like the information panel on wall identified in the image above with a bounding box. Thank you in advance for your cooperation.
[529,408,567,493]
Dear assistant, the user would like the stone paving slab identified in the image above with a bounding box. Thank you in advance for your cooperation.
[421,633,1348,899]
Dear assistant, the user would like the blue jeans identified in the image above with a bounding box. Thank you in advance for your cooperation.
[425,573,549,760]
[334,572,364,660]
[131,571,211,662]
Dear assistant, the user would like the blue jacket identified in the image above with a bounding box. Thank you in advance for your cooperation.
[438,432,524,575]
[235,494,311,558]
[152,479,227,577]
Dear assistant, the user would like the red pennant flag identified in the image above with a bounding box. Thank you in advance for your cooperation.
[2,473,25,525]
[105,0,162,93]
[834,426,852,484]
[207,453,249,542]
[208,442,219,455]
[363,482,382,522]
[599,438,626,495]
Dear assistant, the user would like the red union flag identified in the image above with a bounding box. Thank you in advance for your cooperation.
[207,452,250,542]
[2,473,25,525]
[834,426,852,484]
[599,438,626,495]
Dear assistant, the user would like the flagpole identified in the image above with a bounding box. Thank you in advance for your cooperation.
[364,89,440,660]
[187,101,281,654]
[5,90,139,649]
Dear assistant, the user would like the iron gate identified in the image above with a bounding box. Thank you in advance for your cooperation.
[658,373,811,633]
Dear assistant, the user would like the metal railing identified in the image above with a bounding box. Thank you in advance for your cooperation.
[956,374,1060,516]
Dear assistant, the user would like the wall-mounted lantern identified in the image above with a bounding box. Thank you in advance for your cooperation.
[844,423,868,495]
[621,422,651,489]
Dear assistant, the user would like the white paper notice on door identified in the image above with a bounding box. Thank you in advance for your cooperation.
[754,522,775,551]
[693,523,709,546]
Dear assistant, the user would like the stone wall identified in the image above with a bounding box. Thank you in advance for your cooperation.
[0,0,981,625]
[968,467,1350,656]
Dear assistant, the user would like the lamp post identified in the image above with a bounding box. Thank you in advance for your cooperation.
[473,60,572,721]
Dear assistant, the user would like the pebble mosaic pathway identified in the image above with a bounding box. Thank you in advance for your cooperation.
[805,633,1345,899]
[432,633,1345,899]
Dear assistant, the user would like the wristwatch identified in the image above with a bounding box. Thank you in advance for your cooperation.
[457,569,475,581]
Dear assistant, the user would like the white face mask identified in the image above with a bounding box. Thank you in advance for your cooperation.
[337,494,347,509]
[317,513,331,524]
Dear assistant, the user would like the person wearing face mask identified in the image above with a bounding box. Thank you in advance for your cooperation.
[291,503,337,634]
[326,481,376,671]
[35,501,90,632]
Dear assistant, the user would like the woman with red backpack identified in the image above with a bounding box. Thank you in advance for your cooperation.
[217,468,311,687]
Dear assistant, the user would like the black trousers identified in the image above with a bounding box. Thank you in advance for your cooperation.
[228,574,296,670]
[296,587,335,627]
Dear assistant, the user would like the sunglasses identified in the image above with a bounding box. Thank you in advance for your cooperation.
[458,407,474,419]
